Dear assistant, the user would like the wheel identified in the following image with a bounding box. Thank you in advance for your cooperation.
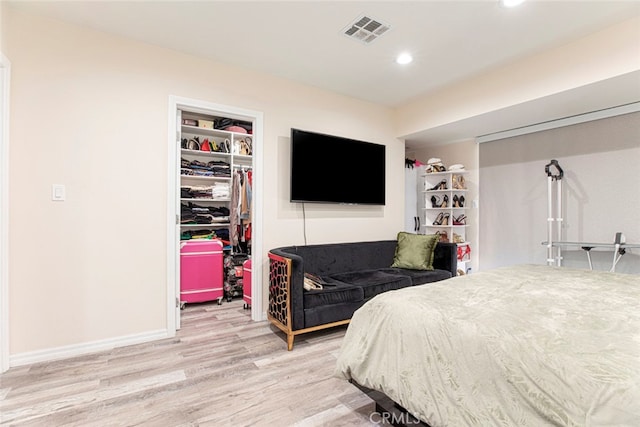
[217,297,223,305]
[180,302,186,310]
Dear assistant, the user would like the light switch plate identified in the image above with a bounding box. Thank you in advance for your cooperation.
[52,184,66,201]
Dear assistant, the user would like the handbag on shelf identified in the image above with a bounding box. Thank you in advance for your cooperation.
[435,230,449,243]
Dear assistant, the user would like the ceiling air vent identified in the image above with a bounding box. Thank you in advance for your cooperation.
[342,15,391,44]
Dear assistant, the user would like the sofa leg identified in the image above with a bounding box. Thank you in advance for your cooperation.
[287,333,295,351]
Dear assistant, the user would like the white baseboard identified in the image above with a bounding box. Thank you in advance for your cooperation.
[9,329,171,367]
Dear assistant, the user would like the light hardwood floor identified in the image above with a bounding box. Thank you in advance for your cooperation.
[0,300,379,426]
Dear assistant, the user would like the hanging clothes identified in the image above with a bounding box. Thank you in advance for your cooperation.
[230,167,253,251]
[240,171,251,220]
[230,170,241,246]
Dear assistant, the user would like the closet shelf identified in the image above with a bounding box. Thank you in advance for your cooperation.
[180,198,231,202]
[180,175,231,181]
[424,189,467,193]
[181,223,231,228]
[424,225,468,229]
[424,207,469,211]
[181,124,250,138]
[181,148,231,158]
[180,175,232,182]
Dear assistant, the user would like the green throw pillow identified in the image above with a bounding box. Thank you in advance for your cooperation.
[391,232,439,270]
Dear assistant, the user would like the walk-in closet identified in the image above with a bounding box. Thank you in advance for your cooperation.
[171,99,260,327]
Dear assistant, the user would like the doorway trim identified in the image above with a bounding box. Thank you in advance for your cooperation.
[167,95,264,334]
[1,53,10,373]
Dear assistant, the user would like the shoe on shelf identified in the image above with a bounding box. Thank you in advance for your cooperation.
[428,179,447,191]
[453,214,467,226]
[433,212,445,225]
[452,174,466,190]
[440,194,449,208]
[457,244,471,261]
[442,213,450,225]
[430,195,441,208]
[459,195,465,207]
[453,194,459,207]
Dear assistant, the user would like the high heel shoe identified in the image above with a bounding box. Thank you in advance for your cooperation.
[440,194,449,208]
[453,194,459,208]
[441,213,450,225]
[457,244,471,261]
[430,195,441,208]
[453,214,467,225]
[452,174,466,190]
[432,212,444,225]
[459,195,465,208]
[428,180,447,191]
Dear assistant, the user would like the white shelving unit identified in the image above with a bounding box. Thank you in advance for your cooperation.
[423,170,470,273]
[179,112,253,247]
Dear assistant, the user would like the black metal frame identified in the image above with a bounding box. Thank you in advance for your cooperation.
[350,380,431,427]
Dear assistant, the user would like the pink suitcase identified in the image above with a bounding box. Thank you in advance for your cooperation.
[180,239,224,305]
[243,259,252,310]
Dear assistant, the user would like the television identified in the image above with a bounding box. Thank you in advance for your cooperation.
[290,128,386,205]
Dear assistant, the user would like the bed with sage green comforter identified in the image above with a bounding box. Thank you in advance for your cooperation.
[335,264,640,427]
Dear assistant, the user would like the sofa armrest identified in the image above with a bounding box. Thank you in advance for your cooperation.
[268,249,305,331]
[433,242,457,277]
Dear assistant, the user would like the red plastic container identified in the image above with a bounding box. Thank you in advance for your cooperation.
[180,239,224,305]
[243,259,252,310]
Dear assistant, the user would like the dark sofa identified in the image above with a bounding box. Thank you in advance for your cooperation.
[267,240,457,350]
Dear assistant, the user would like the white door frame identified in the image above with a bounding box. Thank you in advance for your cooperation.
[167,95,264,334]
[1,53,11,373]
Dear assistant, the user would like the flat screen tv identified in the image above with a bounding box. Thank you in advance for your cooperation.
[290,128,386,205]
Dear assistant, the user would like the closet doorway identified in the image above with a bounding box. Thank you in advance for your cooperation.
[168,96,263,332]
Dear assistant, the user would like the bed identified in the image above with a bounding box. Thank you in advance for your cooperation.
[334,264,640,426]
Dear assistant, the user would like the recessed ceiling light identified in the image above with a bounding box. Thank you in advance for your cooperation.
[396,52,413,65]
[500,0,525,7]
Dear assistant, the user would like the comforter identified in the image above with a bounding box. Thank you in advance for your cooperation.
[335,264,640,426]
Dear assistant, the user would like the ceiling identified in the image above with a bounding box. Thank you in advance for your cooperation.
[7,0,640,146]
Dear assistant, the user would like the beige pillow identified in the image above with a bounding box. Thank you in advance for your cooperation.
[391,232,439,270]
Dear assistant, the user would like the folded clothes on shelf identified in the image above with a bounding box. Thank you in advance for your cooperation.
[180,158,231,177]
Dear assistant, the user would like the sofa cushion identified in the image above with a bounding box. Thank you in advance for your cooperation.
[329,269,412,300]
[304,301,365,329]
[381,267,452,286]
[390,232,439,270]
[303,282,364,309]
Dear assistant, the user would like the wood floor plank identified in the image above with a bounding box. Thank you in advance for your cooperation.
[0,299,377,426]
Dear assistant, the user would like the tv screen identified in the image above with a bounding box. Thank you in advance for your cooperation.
[290,128,386,205]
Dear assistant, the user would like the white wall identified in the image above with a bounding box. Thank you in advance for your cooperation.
[4,9,401,358]
[479,112,640,274]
